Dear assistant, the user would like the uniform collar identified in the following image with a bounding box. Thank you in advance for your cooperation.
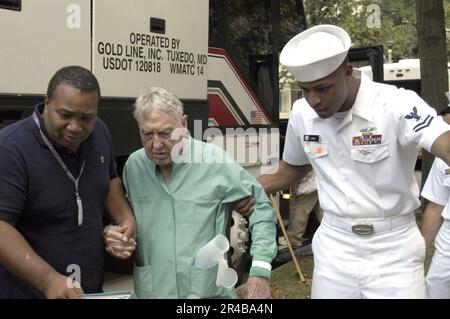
[305,73,375,124]
[351,73,376,123]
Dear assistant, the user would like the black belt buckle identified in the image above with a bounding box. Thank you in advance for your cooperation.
[351,224,374,235]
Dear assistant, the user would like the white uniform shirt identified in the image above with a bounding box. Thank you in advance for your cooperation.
[421,157,450,220]
[283,75,450,219]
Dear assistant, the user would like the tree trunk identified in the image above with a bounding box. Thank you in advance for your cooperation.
[415,0,449,194]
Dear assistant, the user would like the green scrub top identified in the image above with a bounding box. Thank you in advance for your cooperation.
[123,138,277,299]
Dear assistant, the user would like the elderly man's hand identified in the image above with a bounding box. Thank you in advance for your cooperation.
[103,224,137,259]
[244,276,271,299]
[232,196,255,217]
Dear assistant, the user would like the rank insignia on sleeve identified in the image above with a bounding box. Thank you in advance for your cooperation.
[405,106,421,121]
[405,106,434,132]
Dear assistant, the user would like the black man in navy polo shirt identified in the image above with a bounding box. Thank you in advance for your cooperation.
[0,66,137,298]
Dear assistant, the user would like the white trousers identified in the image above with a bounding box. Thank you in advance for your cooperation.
[426,220,450,299]
[311,214,427,299]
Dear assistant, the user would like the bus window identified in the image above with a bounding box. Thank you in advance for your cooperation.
[0,0,21,11]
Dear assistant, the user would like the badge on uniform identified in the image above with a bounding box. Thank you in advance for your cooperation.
[352,126,382,146]
[304,134,320,142]
[445,168,450,175]
[404,106,434,132]
[304,142,328,159]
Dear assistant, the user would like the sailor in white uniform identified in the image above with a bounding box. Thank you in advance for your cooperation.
[256,24,450,298]
[421,107,450,299]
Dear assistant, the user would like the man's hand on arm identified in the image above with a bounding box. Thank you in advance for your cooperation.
[244,276,271,299]
[258,160,311,195]
[232,196,256,217]
[0,220,83,298]
[232,162,310,217]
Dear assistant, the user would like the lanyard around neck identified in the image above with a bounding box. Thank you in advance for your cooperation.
[32,112,85,226]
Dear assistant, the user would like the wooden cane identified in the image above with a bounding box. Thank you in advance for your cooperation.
[269,194,306,283]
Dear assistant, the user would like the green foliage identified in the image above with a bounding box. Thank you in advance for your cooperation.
[304,0,418,62]
[280,0,426,87]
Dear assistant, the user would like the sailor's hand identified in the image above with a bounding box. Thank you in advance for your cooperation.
[232,196,255,217]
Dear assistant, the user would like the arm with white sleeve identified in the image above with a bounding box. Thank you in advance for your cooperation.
[393,89,450,165]
[219,157,277,298]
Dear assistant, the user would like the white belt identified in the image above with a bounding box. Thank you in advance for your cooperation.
[323,213,416,235]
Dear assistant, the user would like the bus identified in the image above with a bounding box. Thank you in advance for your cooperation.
[359,58,450,95]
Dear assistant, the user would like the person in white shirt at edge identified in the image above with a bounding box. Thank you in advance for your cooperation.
[421,107,450,299]
[234,24,450,298]
[279,170,322,250]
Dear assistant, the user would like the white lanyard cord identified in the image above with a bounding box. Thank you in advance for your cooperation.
[32,112,85,226]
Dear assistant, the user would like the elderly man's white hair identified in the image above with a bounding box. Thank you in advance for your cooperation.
[133,87,184,124]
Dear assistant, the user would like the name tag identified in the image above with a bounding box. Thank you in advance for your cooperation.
[304,135,320,142]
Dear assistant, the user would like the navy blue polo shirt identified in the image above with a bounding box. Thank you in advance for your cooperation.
[0,103,117,298]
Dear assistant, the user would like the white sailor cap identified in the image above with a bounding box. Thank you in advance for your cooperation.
[280,24,351,82]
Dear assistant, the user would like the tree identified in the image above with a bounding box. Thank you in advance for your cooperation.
[280,0,421,89]
[303,0,418,62]
[415,0,449,190]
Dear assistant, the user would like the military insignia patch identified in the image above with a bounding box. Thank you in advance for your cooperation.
[356,148,374,156]
[352,126,382,146]
[405,106,421,121]
[304,143,328,159]
[445,168,450,175]
[405,106,434,132]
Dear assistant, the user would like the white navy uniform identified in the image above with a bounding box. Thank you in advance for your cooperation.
[421,158,450,298]
[283,74,450,298]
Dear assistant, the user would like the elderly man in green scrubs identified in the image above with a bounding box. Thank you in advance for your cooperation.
[104,87,277,298]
